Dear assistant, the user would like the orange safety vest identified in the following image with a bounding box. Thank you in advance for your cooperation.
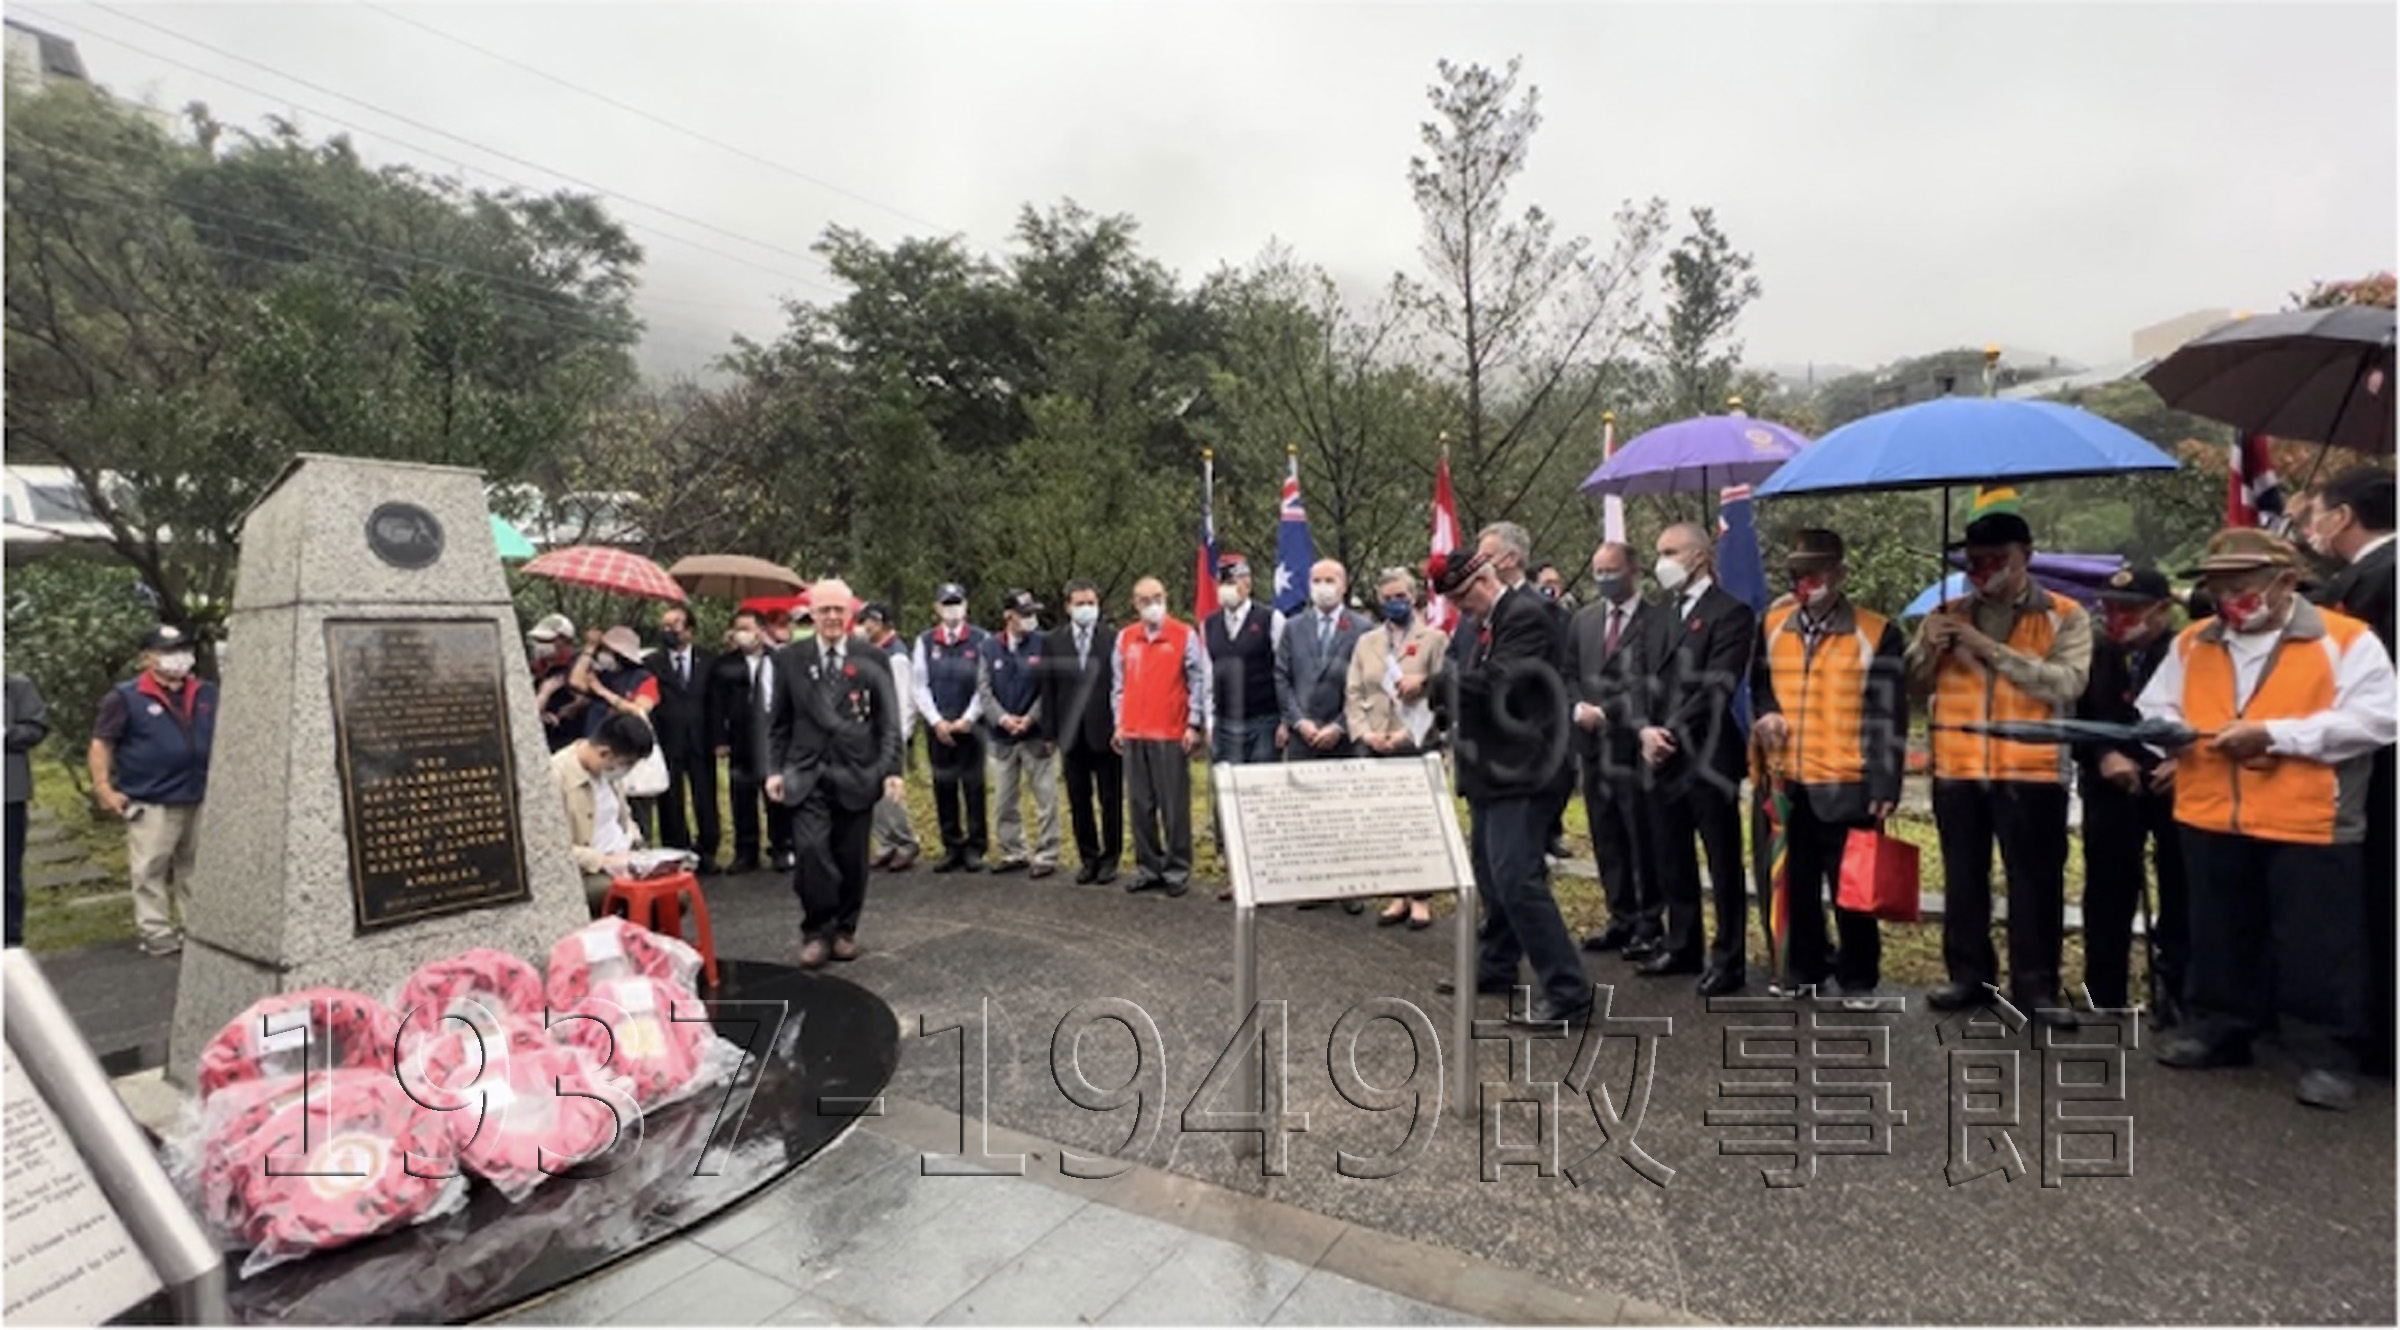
[1763,601,1889,791]
[1929,589,2078,783]
[1115,618,1197,742]
[2171,603,2374,846]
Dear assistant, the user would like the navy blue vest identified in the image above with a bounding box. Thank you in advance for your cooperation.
[1204,607,1279,725]
[109,678,217,804]
[918,627,990,721]
[987,631,1043,728]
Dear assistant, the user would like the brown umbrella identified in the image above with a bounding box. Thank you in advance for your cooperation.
[667,554,809,601]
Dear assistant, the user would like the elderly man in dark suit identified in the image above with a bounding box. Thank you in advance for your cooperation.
[711,610,790,874]
[766,579,905,969]
[1044,579,1123,884]
[649,604,721,873]
[1632,521,1759,996]
[1431,524,1592,1026]
[1278,557,1372,914]
[1568,539,1660,955]
[2306,465,2396,1075]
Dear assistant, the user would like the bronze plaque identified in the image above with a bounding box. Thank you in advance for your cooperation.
[325,619,531,932]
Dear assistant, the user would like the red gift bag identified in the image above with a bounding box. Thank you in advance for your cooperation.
[1836,827,1921,923]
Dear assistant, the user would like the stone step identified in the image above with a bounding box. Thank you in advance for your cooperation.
[64,890,131,910]
[21,841,86,867]
[25,863,109,892]
[22,822,74,847]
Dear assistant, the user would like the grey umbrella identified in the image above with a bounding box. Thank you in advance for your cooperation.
[2143,305,2395,456]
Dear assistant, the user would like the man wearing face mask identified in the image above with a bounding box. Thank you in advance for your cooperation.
[2140,529,2397,1110]
[1113,577,1210,896]
[1045,580,1123,884]
[1277,559,1369,765]
[1426,539,1591,1025]
[1533,563,1574,612]
[550,711,656,912]
[1567,541,1661,956]
[709,611,792,875]
[915,583,994,874]
[649,606,721,874]
[1907,512,2091,1023]
[981,591,1060,878]
[1630,523,1759,996]
[2069,568,2188,1025]
[89,625,219,957]
[1205,553,1288,766]
[855,605,922,874]
[1751,531,1907,1008]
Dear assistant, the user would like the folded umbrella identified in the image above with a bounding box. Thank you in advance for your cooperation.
[1937,718,2203,750]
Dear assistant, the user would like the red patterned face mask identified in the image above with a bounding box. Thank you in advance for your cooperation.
[2102,606,2155,644]
[2216,592,2270,632]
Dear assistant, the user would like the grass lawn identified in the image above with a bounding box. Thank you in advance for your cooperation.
[22,754,136,952]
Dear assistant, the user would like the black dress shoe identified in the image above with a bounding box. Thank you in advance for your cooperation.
[990,859,1029,875]
[1636,953,1702,978]
[1164,878,1190,898]
[772,851,797,873]
[1925,981,1984,1011]
[932,856,964,875]
[2158,1035,2253,1069]
[1342,899,1365,915]
[727,857,761,875]
[1545,838,1574,860]
[1125,875,1162,893]
[1582,925,1636,953]
[2023,1000,2079,1029]
[1696,967,1747,998]
[1094,864,1119,886]
[1512,999,1594,1028]
[1621,939,1662,963]
[962,854,987,873]
[1435,977,1515,997]
[1074,863,1101,885]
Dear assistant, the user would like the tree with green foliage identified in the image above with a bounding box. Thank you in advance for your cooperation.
[1647,206,1763,422]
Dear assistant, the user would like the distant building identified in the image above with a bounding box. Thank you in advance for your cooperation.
[2132,308,2235,364]
[4,19,88,91]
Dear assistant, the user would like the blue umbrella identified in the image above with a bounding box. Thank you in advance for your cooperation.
[1752,397,2179,498]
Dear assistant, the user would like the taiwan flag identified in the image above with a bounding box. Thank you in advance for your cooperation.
[1195,452,1220,620]
[1274,455,1315,616]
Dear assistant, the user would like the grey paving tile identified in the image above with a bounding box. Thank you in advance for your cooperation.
[792,1174,1090,1324]
[491,1238,716,1325]
[1095,1232,1313,1326]
[930,1199,1193,1325]
[719,1155,960,1286]
[761,1290,883,1325]
[690,1128,920,1254]
[602,1255,807,1326]
[1265,1268,1486,1326]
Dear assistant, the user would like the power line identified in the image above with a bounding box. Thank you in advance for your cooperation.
[13,4,838,298]
[32,2,848,288]
[359,2,959,240]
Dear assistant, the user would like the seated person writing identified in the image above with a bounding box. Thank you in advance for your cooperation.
[550,712,654,912]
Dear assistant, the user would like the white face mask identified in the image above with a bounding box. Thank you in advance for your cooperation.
[938,604,966,626]
[594,652,619,673]
[1011,615,1036,637]
[1069,604,1099,629]
[1309,580,1341,611]
[1139,602,1167,626]
[1221,584,1248,610]
[733,629,760,651]
[155,652,195,678]
[1653,555,1690,593]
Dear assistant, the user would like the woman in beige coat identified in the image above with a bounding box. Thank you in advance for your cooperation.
[1344,567,1453,928]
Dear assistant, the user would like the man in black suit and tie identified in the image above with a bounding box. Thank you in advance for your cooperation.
[1044,579,1123,884]
[2306,466,2396,1074]
[650,605,721,873]
[1431,524,1592,1026]
[1567,540,1660,954]
[710,610,789,874]
[766,580,905,969]
[1631,522,1759,996]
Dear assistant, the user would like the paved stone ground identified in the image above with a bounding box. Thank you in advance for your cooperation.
[51,857,2397,1325]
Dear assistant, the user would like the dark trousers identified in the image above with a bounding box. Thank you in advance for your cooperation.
[1780,796,1882,993]
[1651,778,1750,970]
[656,748,722,863]
[929,728,989,860]
[1061,743,1123,869]
[4,799,24,948]
[2079,777,2188,1012]
[728,775,791,865]
[1933,779,2069,1003]
[1471,795,1593,1011]
[791,790,875,941]
[2181,828,2365,1075]
[1582,748,1660,940]
[2361,749,2394,1075]
[1126,740,1192,886]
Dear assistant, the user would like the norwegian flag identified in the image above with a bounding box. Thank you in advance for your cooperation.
[2228,432,2285,529]
[1426,453,1461,631]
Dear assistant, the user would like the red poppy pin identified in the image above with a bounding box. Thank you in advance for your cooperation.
[1688,619,1703,633]
[964,649,977,660]
[843,663,857,679]
[1404,644,1418,658]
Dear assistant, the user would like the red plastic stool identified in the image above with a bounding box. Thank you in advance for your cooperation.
[599,870,720,989]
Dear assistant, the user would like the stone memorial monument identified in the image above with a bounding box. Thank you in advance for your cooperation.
[166,455,591,1083]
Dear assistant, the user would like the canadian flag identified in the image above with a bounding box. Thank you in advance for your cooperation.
[1426,454,1461,631]
[1600,415,1626,545]
[2228,432,2285,529]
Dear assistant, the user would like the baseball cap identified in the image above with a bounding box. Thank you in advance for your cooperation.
[1001,590,1044,617]
[2091,567,2174,604]
[139,624,190,652]
[1951,512,2034,549]
[526,613,575,642]
[856,602,893,626]
[935,582,968,605]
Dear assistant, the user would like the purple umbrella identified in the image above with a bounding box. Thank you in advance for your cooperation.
[1580,414,1812,497]
[1901,553,2129,617]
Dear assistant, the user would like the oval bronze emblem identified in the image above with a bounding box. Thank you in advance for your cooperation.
[366,502,445,570]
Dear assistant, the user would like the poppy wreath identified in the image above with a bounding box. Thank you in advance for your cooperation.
[196,988,403,1104]
[560,975,710,1109]
[198,1070,458,1268]
[393,950,549,1058]
[545,918,702,1013]
[427,1034,624,1201]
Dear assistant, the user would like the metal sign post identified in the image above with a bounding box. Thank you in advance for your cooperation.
[1217,753,1478,1143]
[5,949,228,1325]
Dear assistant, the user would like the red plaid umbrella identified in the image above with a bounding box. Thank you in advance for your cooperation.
[521,545,687,603]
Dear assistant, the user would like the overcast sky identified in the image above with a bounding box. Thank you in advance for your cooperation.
[27,1,2397,380]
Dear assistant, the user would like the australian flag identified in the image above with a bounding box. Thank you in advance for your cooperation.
[1274,457,1316,616]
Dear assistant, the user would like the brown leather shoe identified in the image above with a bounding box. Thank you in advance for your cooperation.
[886,848,919,872]
[831,934,860,962]
[799,937,830,969]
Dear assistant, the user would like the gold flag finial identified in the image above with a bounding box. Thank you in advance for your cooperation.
[1202,445,1214,463]
[1602,410,1616,425]
[1726,394,1745,413]
[1286,441,1299,459]
[1983,344,2003,362]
